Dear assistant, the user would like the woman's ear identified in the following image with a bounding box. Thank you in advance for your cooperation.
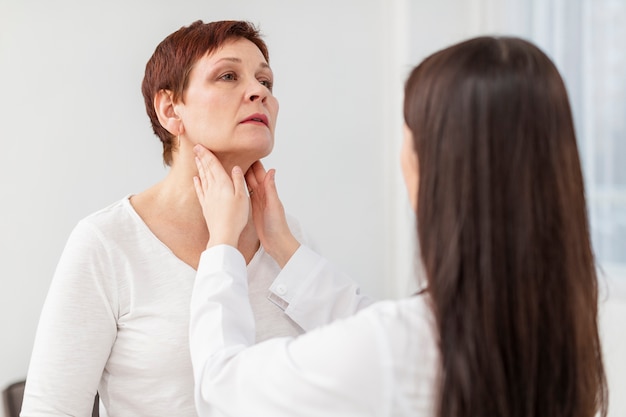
[154,89,184,135]
[401,124,419,212]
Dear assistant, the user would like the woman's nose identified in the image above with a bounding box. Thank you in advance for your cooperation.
[248,82,267,102]
[249,92,266,102]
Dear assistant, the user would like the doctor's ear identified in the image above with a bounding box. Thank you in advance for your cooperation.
[154,89,183,135]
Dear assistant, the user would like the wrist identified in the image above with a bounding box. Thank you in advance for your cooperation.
[271,236,300,268]
[206,234,239,250]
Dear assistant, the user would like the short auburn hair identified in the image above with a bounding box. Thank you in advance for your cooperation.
[141,20,269,165]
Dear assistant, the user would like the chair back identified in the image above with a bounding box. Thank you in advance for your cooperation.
[2,380,100,417]
[2,380,25,417]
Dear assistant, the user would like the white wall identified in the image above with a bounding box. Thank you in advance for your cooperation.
[1,1,623,416]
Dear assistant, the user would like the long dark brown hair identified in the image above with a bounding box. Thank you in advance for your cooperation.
[404,36,608,417]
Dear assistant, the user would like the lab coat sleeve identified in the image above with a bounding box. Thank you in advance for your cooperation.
[267,245,376,331]
[189,245,388,417]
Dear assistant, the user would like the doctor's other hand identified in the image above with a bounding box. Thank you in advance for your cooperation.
[246,161,300,268]
[193,144,249,249]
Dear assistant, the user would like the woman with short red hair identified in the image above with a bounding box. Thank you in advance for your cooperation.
[21,20,363,417]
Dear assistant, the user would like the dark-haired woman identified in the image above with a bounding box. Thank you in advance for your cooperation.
[190,36,608,417]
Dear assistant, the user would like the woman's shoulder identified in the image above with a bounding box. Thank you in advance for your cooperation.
[70,195,141,244]
[353,295,438,356]
[360,295,433,327]
[362,296,439,413]
[80,195,133,223]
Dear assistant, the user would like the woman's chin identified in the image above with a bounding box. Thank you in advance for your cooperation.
[231,146,274,171]
[249,139,274,160]
[260,143,274,158]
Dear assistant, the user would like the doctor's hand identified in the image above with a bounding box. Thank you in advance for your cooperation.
[193,145,249,249]
[245,161,300,268]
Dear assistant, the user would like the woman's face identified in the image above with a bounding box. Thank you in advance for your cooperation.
[176,38,279,168]
[401,123,419,212]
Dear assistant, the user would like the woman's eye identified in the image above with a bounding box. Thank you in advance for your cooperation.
[219,72,236,81]
[260,79,273,90]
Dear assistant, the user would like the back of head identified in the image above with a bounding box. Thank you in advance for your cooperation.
[404,37,608,417]
[141,20,268,165]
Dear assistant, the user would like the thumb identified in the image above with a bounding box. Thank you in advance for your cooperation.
[232,166,247,197]
[264,169,281,205]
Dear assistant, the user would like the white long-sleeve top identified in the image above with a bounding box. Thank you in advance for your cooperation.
[21,197,308,417]
[190,245,440,417]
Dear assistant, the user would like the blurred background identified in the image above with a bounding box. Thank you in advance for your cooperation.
[1,0,624,415]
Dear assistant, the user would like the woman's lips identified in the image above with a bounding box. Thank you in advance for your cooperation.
[240,113,269,127]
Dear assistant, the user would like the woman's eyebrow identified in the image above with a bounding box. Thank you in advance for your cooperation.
[213,57,271,70]
[214,57,242,64]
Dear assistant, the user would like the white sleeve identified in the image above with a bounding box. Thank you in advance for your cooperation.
[21,221,117,416]
[190,245,388,417]
[267,245,375,330]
